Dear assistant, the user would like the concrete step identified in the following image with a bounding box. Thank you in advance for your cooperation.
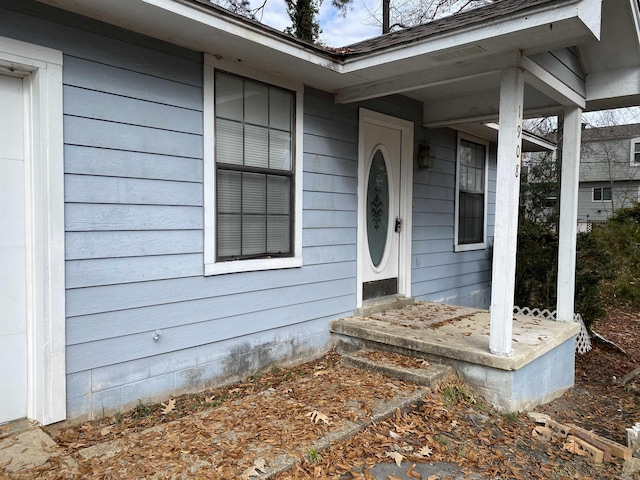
[356,295,414,316]
[341,350,453,389]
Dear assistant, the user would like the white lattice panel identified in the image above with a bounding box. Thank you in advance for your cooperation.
[513,306,592,354]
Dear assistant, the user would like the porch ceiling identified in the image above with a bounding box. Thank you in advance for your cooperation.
[36,0,640,124]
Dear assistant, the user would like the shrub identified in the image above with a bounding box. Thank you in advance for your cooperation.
[590,203,640,308]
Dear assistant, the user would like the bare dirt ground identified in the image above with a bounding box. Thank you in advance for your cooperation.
[1,307,639,479]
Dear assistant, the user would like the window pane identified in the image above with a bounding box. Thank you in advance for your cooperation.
[218,214,241,257]
[217,170,241,214]
[270,88,292,131]
[242,215,266,255]
[242,172,266,214]
[267,175,290,214]
[267,215,290,253]
[593,188,602,201]
[245,124,269,168]
[269,130,292,170]
[603,187,612,201]
[459,191,483,244]
[215,74,243,121]
[244,82,269,126]
[216,119,243,165]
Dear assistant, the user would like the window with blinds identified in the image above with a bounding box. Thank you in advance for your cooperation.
[214,72,294,260]
[456,136,487,249]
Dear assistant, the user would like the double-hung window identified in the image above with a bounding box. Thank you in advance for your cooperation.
[455,134,488,251]
[592,186,612,202]
[204,57,303,275]
[632,138,640,166]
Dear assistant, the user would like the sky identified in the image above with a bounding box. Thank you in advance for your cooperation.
[250,0,382,47]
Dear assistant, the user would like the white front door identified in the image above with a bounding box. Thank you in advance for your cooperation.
[358,109,414,306]
[0,73,27,424]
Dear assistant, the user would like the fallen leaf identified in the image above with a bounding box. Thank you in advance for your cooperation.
[416,359,430,366]
[253,458,267,473]
[428,476,439,480]
[306,410,330,424]
[161,398,176,415]
[406,463,422,479]
[387,476,403,480]
[241,467,262,479]
[451,420,458,428]
[385,451,405,467]
[418,445,432,457]
[313,370,329,376]
[389,430,402,440]
[99,426,112,436]
[240,458,268,479]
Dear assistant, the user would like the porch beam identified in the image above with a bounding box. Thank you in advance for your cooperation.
[489,67,524,357]
[556,106,583,322]
[334,51,521,104]
[521,56,586,108]
[586,66,640,110]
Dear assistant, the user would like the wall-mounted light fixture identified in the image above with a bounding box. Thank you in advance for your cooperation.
[417,143,436,170]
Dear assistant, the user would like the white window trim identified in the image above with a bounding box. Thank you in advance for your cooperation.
[591,186,612,202]
[454,132,489,252]
[0,36,65,425]
[203,55,303,275]
[631,137,640,166]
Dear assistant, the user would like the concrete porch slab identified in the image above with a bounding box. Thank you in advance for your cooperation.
[330,302,581,412]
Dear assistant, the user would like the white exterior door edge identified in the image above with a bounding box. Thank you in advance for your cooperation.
[0,36,65,425]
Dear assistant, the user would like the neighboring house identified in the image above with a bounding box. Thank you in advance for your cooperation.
[1,0,639,425]
[578,124,640,230]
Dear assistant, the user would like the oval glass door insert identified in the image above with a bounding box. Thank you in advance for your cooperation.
[366,149,389,267]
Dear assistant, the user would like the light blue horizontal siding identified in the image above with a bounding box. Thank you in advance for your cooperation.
[65,231,203,259]
[303,191,357,211]
[303,244,356,265]
[67,278,354,346]
[304,154,356,177]
[64,145,202,182]
[303,228,355,247]
[63,56,202,110]
[65,175,202,206]
[64,116,203,158]
[67,294,354,373]
[303,172,357,193]
[303,210,357,228]
[66,261,355,317]
[65,204,203,231]
[64,85,202,135]
[66,254,203,288]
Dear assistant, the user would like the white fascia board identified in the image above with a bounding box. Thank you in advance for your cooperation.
[340,0,602,74]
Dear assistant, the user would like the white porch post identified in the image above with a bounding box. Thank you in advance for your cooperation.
[556,106,583,321]
[489,67,524,356]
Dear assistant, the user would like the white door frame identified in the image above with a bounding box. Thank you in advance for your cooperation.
[357,108,414,308]
[0,36,66,425]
